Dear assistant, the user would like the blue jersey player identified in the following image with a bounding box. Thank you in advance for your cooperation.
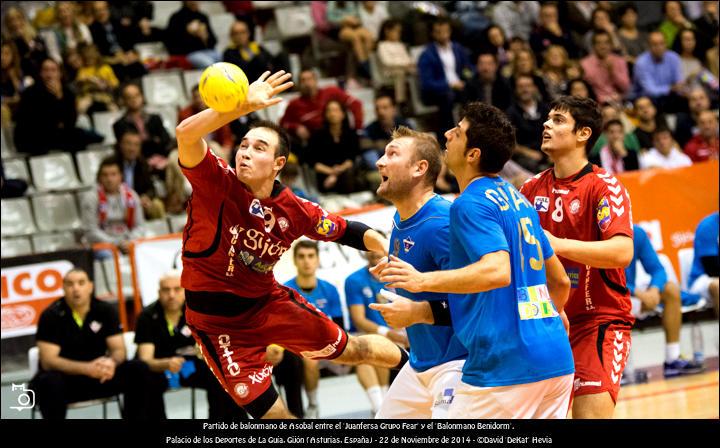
[369,127,468,418]
[374,103,574,418]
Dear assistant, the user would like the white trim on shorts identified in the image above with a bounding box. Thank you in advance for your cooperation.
[690,274,712,300]
[375,359,465,419]
[447,374,573,419]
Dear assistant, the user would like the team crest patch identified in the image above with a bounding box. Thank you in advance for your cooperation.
[403,237,415,253]
[89,321,102,333]
[363,286,373,299]
[315,216,337,236]
[234,383,249,398]
[534,196,550,213]
[278,217,289,232]
[596,197,612,231]
[570,199,581,214]
[249,199,263,218]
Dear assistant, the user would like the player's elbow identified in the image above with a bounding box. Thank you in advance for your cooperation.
[615,240,634,268]
[175,118,197,143]
[492,263,512,289]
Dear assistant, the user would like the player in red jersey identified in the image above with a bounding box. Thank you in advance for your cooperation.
[520,96,634,419]
[175,70,407,419]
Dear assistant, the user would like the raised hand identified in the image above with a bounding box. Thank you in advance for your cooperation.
[243,70,294,114]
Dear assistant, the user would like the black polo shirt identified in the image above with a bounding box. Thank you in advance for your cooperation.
[35,297,122,363]
[134,301,195,359]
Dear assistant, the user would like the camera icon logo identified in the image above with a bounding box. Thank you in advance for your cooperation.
[10,383,35,411]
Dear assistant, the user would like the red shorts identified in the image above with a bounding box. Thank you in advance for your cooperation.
[569,320,632,403]
[184,284,348,410]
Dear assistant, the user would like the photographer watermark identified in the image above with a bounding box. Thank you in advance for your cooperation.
[10,383,35,412]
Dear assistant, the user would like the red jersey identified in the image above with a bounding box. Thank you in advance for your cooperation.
[180,150,348,298]
[520,163,634,326]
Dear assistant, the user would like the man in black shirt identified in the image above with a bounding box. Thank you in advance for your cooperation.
[29,268,152,419]
[134,270,247,419]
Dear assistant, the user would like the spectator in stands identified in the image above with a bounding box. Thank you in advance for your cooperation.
[707,35,719,78]
[675,87,712,147]
[492,1,540,42]
[464,53,512,111]
[178,83,233,161]
[307,100,361,194]
[327,1,375,80]
[675,29,704,92]
[88,1,147,82]
[29,267,154,420]
[506,48,549,102]
[639,127,692,170]
[361,93,413,172]
[284,241,345,419]
[617,3,648,66]
[359,1,389,42]
[589,102,641,159]
[115,129,165,220]
[633,96,668,151]
[279,161,318,203]
[565,78,596,100]
[164,149,192,215]
[688,212,719,316]
[75,43,119,115]
[633,31,685,112]
[563,1,595,49]
[694,1,719,61]
[659,1,695,48]
[376,19,414,105]
[540,45,572,101]
[626,226,703,378]
[165,1,220,68]
[82,156,146,255]
[505,74,550,172]
[581,30,631,105]
[684,110,719,162]
[45,1,94,63]
[345,250,406,416]
[2,7,50,79]
[222,21,275,83]
[62,47,83,81]
[592,119,639,175]
[582,7,622,55]
[113,83,173,166]
[14,58,102,155]
[135,270,248,420]
[418,17,473,138]
[478,25,510,70]
[280,68,363,145]
[529,2,578,64]
[1,41,28,125]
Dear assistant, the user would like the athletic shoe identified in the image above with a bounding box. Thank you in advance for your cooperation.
[305,404,319,419]
[663,358,705,378]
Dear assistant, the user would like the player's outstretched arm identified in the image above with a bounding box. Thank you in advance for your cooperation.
[176,70,293,168]
[544,232,634,269]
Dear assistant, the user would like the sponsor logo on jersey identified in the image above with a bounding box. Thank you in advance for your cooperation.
[534,196,550,212]
[403,237,415,253]
[517,284,558,320]
[574,378,602,391]
[234,383,249,398]
[89,321,102,333]
[249,199,264,218]
[570,198,581,214]
[248,364,274,384]
[218,334,241,377]
[363,286,373,299]
[596,197,612,231]
[433,388,455,407]
[566,268,580,289]
[278,217,289,232]
[315,216,338,237]
[552,188,569,195]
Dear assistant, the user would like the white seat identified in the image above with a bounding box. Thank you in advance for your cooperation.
[407,75,438,116]
[182,69,205,93]
[208,13,236,53]
[150,1,181,29]
[2,157,31,184]
[274,5,314,40]
[1,236,33,257]
[31,231,78,253]
[167,214,187,233]
[93,110,124,145]
[142,70,187,108]
[347,87,377,127]
[199,1,226,15]
[144,218,171,237]
[29,153,81,191]
[677,248,695,291]
[31,193,82,232]
[1,127,16,157]
[145,105,179,138]
[134,41,169,64]
[76,147,115,186]
[1,197,37,236]
[123,331,137,360]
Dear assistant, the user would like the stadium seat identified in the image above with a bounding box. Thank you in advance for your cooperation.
[123,331,137,360]
[1,236,33,257]
[28,347,122,419]
[1,197,37,236]
[407,75,438,116]
[29,153,81,191]
[31,193,82,232]
[145,218,171,237]
[2,157,31,184]
[92,110,124,145]
[142,70,187,108]
[167,214,187,233]
[182,69,204,94]
[31,231,78,254]
[209,13,236,53]
[134,41,170,64]
[347,87,377,126]
[76,147,115,186]
[199,1,226,15]
[677,248,695,291]
[150,1,181,29]
[274,4,314,40]
[145,105,179,138]
[1,127,16,157]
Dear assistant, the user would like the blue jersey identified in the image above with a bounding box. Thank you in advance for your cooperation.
[448,177,574,387]
[688,212,719,288]
[626,225,667,295]
[344,267,387,332]
[284,277,343,319]
[390,195,468,372]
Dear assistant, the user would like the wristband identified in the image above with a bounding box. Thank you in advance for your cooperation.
[376,326,390,336]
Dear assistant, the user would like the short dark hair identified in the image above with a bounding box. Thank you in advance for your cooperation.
[294,240,319,257]
[603,119,624,132]
[64,267,90,282]
[549,96,603,151]
[97,155,122,182]
[592,30,611,45]
[652,126,672,138]
[249,119,291,160]
[432,17,451,29]
[391,126,442,187]
[617,3,638,17]
[460,102,516,174]
[375,90,395,106]
[379,18,402,41]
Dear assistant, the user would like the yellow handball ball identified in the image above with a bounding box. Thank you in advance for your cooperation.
[198,62,249,113]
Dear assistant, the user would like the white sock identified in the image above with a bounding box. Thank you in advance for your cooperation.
[381,385,389,396]
[366,386,384,413]
[666,342,680,363]
[307,389,318,407]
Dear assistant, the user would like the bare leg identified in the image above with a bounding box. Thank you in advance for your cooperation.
[661,282,682,344]
[262,396,297,419]
[356,364,380,389]
[709,278,719,316]
[572,392,615,419]
[333,335,403,368]
[302,358,320,413]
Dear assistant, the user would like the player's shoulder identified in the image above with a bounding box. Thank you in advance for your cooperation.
[317,278,339,292]
[346,266,369,283]
[587,164,628,196]
[520,168,553,192]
